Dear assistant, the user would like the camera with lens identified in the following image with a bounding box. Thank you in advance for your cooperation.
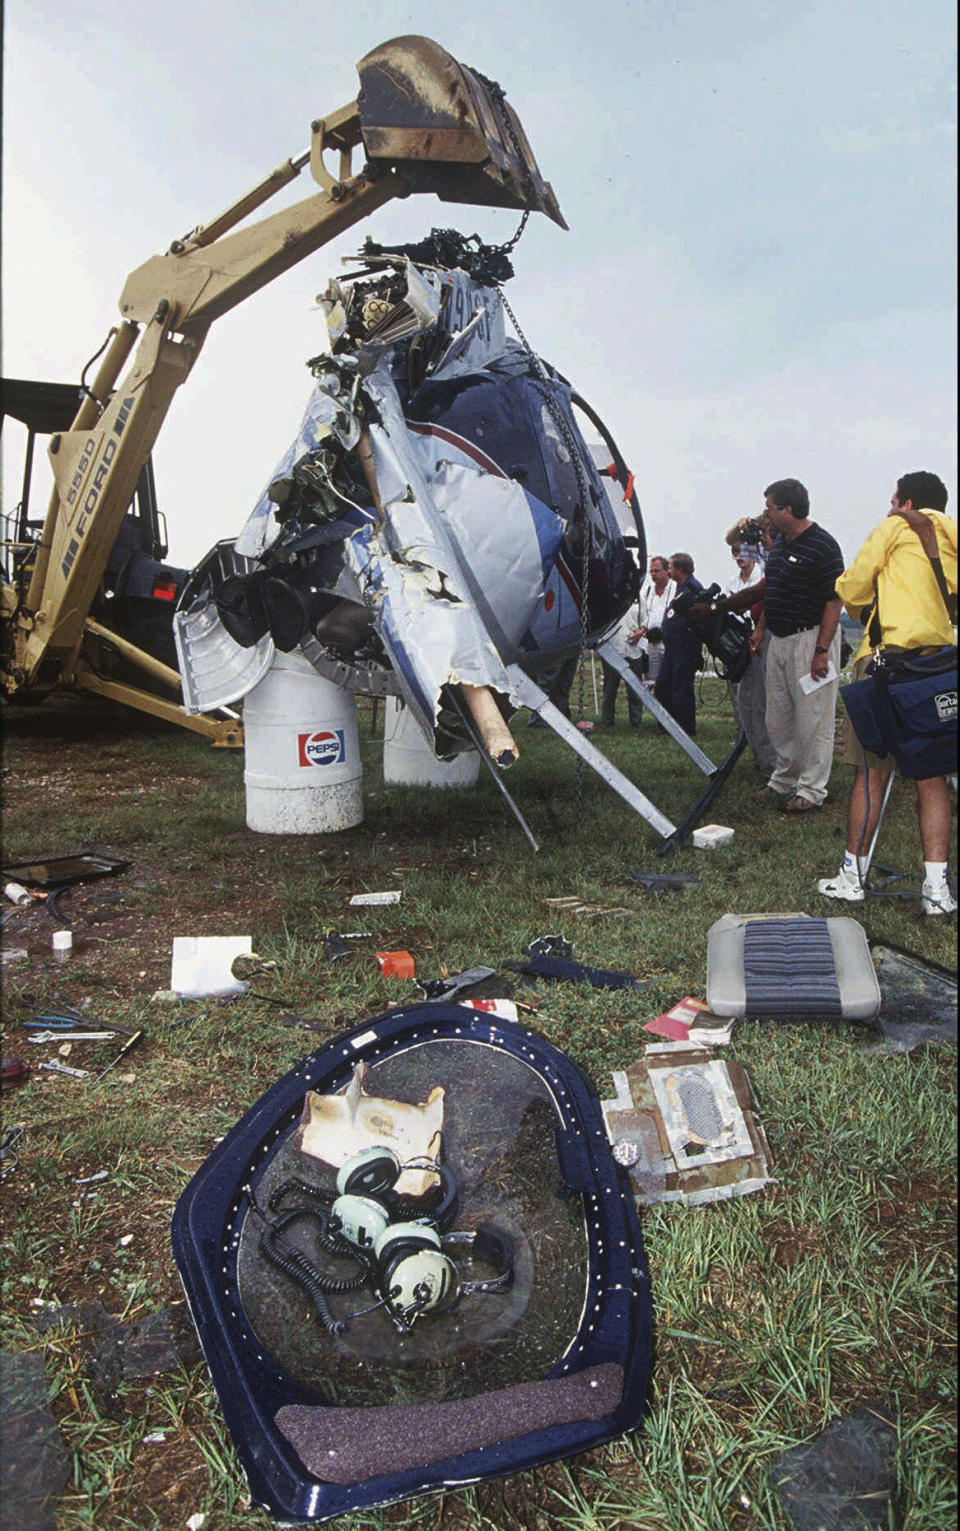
[675,581,753,683]
[734,516,767,562]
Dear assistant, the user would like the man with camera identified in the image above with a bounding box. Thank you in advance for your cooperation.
[634,554,675,691]
[724,532,775,778]
[600,554,675,729]
[598,551,661,730]
[817,470,957,915]
[654,553,705,736]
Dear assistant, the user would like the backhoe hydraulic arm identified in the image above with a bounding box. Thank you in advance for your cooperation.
[7,36,562,698]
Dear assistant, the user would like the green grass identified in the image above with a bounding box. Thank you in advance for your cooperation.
[0,678,956,1530]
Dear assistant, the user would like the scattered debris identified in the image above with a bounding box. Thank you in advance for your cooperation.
[601,1043,773,1205]
[692,824,735,849]
[1,1126,25,1179]
[1,853,130,929]
[171,936,252,998]
[323,929,350,962]
[1,1059,30,1086]
[51,930,73,961]
[38,1060,89,1080]
[26,1032,119,1045]
[33,1302,202,1418]
[864,942,958,1055]
[1,852,130,889]
[506,936,643,991]
[375,950,416,979]
[230,952,279,983]
[0,949,29,966]
[628,870,701,895]
[458,997,520,1021]
[417,966,498,1002]
[0,1350,70,1531]
[771,1406,898,1531]
[91,1030,144,1085]
[643,997,735,1046]
[296,1061,443,1194]
[526,935,574,959]
[542,897,635,919]
[275,1012,331,1035]
[348,891,401,907]
[4,881,33,906]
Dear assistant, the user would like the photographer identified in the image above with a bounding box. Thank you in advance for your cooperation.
[724,528,775,778]
[654,553,704,736]
[818,471,956,915]
[632,554,675,687]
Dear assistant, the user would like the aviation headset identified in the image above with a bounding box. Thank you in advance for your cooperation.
[326,1146,514,1331]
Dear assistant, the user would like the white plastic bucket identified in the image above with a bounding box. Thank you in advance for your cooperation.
[383,697,480,788]
[243,651,363,833]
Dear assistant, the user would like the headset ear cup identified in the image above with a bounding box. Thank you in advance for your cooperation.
[376,1223,459,1320]
[336,1146,402,1198]
[328,1194,391,1249]
[373,1220,442,1265]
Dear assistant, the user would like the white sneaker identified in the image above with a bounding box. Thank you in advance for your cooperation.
[817,865,864,903]
[921,879,958,916]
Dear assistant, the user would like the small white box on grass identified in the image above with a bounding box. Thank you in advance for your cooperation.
[171,936,252,997]
[692,824,735,849]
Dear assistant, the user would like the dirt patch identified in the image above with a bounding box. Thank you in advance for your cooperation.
[764,1219,829,1269]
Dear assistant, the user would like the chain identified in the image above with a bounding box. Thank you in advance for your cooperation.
[498,288,594,821]
[475,73,532,265]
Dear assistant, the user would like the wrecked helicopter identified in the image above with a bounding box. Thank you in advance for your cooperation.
[173,227,733,848]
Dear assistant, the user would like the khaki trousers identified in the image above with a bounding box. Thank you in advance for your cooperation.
[764,627,840,804]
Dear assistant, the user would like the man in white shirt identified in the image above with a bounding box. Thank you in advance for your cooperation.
[599,554,674,728]
[725,544,760,597]
[634,555,675,688]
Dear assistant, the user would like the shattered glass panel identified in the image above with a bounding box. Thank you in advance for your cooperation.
[236,1040,587,1408]
[868,943,958,1052]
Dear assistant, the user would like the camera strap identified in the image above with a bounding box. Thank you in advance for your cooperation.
[869,521,958,651]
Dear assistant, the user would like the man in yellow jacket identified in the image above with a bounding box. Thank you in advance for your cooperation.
[817,470,957,915]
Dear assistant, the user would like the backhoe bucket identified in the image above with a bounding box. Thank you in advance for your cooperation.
[357,37,566,228]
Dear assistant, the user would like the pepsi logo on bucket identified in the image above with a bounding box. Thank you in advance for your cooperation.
[297,729,347,768]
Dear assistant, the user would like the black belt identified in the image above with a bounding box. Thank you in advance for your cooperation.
[769,622,819,638]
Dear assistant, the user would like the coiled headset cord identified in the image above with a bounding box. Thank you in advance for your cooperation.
[245,1186,370,1336]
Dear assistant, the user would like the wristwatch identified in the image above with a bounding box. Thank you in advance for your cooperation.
[814,645,829,654]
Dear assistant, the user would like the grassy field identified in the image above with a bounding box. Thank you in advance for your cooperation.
[1,674,956,1531]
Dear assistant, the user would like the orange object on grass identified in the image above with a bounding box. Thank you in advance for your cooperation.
[375,950,416,979]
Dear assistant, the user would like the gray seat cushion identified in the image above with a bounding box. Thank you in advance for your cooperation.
[706,914,881,1021]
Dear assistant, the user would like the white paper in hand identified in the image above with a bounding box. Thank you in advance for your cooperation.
[799,662,837,694]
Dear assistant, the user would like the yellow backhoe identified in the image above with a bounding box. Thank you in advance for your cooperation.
[0,37,563,745]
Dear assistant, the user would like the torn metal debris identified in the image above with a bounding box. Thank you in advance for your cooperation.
[601,1044,773,1206]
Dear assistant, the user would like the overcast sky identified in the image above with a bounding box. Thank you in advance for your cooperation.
[3,0,956,584]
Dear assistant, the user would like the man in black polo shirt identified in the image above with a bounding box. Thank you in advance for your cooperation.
[759,478,844,811]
